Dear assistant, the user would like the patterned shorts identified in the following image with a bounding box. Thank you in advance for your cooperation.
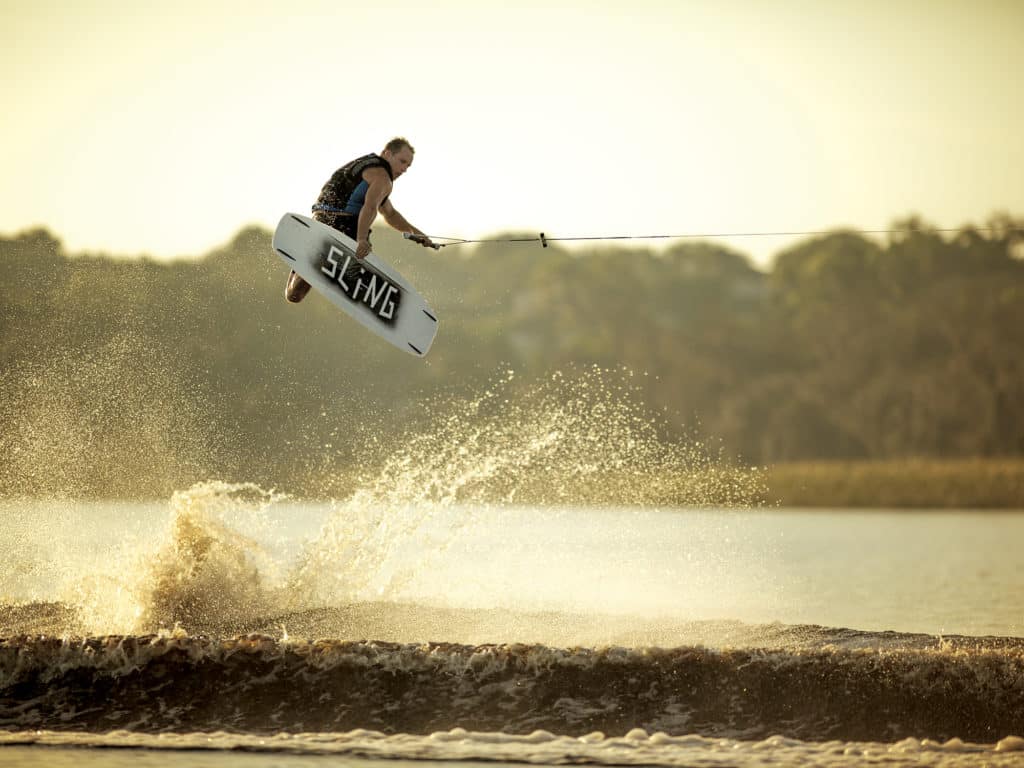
[313,211,360,241]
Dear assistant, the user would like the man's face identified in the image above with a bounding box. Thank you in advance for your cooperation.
[386,147,414,179]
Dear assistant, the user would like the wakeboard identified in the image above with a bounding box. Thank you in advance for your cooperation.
[273,213,438,357]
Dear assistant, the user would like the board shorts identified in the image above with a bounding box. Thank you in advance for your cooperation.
[312,210,361,242]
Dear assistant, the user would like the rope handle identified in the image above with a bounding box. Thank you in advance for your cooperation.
[403,232,441,250]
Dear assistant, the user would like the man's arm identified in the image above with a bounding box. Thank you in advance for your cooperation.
[355,168,392,259]
[381,199,434,248]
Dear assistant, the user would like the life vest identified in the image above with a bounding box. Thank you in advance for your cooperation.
[312,153,394,217]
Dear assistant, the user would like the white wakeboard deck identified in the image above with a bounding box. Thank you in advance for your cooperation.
[273,213,438,357]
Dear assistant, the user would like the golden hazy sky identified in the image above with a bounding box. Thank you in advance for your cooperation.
[1,0,1022,264]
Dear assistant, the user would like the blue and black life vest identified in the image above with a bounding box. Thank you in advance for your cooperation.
[312,153,394,218]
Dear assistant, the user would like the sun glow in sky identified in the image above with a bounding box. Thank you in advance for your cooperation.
[1,0,1022,264]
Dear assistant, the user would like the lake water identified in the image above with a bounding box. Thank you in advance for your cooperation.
[1,487,1023,767]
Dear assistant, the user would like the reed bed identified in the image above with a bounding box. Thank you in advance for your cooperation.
[764,458,1024,509]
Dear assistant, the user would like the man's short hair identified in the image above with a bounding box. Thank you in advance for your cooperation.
[384,137,414,155]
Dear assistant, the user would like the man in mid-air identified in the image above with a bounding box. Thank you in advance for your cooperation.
[285,137,434,303]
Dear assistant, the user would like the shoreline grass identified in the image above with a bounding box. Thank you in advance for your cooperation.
[764,458,1024,509]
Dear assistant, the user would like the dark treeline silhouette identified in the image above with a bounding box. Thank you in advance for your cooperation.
[2,214,1022,498]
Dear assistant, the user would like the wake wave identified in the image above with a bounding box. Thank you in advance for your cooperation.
[2,631,1022,742]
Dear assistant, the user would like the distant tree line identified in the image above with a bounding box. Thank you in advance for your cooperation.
[1,214,1022,498]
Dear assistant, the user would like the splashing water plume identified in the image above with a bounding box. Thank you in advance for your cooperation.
[65,482,287,635]
[4,367,765,638]
[288,367,764,611]
[140,482,288,633]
